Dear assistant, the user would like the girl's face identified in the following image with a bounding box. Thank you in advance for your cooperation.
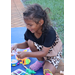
[24,19,43,33]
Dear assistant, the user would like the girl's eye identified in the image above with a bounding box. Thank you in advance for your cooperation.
[29,25,32,26]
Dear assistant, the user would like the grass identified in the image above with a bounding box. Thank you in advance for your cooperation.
[22,0,64,57]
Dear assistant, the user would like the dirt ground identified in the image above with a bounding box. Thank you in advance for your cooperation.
[11,0,26,28]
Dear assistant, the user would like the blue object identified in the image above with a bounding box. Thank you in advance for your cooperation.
[11,59,18,66]
[20,73,26,75]
[11,27,43,75]
[38,60,44,63]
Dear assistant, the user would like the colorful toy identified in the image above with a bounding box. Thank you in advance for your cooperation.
[11,69,29,75]
[11,65,36,75]
[44,69,53,75]
[16,56,31,65]
[20,58,31,65]
[46,73,53,75]
[11,59,19,66]
[16,48,31,65]
[23,65,36,74]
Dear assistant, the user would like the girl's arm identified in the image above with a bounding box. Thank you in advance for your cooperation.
[27,46,51,57]
[17,46,51,58]
[11,41,29,52]
[17,41,29,49]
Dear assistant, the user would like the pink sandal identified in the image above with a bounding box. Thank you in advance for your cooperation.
[29,60,44,71]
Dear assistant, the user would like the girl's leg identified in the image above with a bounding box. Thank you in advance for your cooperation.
[43,61,56,74]
[28,40,44,71]
[28,39,44,61]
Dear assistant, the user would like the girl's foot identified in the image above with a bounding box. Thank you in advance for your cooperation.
[29,60,44,71]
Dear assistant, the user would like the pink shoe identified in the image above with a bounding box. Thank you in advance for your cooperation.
[29,61,44,71]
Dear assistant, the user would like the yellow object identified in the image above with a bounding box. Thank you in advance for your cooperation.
[44,69,53,75]
[16,56,31,65]
[20,62,23,64]
[24,49,27,52]
[12,64,16,66]
[16,49,31,65]
[23,59,26,65]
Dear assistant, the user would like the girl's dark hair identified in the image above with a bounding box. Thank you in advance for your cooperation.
[23,4,52,33]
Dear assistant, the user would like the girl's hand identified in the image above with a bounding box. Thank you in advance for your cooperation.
[11,44,18,52]
[16,52,28,59]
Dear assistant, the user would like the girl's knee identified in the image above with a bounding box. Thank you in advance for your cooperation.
[28,40,34,47]
[28,40,38,52]
[28,40,35,49]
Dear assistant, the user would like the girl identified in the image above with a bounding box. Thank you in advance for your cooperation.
[11,4,62,74]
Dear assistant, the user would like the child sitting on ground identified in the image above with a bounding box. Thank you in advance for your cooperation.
[11,4,62,75]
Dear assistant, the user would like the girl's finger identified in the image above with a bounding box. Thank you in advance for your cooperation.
[17,51,21,54]
[11,47,14,52]
[16,54,20,58]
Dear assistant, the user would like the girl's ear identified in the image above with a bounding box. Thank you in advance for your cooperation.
[39,19,44,26]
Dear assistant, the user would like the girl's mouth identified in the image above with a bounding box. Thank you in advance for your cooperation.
[30,29,34,33]
[30,29,33,31]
